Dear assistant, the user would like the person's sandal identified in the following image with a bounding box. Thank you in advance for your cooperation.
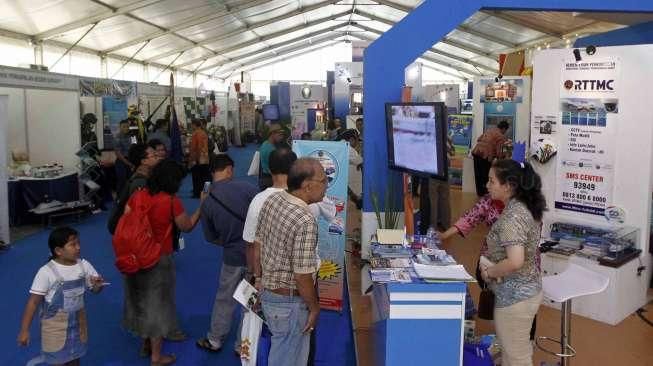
[165,330,187,342]
[196,338,221,353]
[151,354,176,366]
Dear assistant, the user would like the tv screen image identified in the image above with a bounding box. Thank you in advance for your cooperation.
[385,102,448,180]
[262,104,279,121]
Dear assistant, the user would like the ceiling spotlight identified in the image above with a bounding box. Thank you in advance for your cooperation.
[494,74,503,83]
[573,49,582,62]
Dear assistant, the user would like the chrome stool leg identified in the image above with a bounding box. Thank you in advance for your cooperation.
[536,299,576,364]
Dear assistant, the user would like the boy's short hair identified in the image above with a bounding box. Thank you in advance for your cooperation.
[209,154,234,173]
[269,147,297,175]
[48,227,78,259]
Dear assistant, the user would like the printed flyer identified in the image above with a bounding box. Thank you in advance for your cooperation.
[555,59,619,216]
[293,140,349,311]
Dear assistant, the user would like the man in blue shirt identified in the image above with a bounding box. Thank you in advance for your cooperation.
[258,122,284,190]
[197,154,258,353]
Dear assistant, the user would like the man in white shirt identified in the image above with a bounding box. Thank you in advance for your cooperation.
[243,147,296,252]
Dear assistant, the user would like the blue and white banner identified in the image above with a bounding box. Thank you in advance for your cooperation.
[293,140,349,311]
[555,59,618,216]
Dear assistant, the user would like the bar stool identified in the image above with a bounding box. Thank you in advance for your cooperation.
[536,262,609,366]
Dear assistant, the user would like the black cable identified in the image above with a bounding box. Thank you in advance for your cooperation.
[636,308,653,327]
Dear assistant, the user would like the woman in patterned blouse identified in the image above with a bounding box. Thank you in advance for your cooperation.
[480,159,546,366]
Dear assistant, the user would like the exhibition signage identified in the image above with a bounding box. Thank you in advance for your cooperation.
[293,140,349,312]
[0,65,77,90]
[79,77,136,97]
[447,114,473,187]
[555,59,618,216]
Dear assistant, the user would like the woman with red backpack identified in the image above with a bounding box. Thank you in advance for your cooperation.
[119,159,205,365]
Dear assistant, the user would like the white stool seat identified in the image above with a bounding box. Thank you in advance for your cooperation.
[542,263,609,303]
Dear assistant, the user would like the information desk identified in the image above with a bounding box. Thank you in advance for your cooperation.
[371,281,466,366]
[8,172,79,226]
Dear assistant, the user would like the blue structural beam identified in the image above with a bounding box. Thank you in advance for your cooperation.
[575,20,653,47]
[362,0,653,212]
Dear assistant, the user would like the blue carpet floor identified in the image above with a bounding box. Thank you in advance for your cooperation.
[0,143,356,366]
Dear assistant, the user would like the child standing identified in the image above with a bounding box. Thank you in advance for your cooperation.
[17,227,105,366]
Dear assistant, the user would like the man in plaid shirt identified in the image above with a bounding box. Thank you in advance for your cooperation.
[254,158,326,366]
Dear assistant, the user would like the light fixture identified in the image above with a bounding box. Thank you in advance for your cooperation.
[301,85,312,99]
[573,49,582,62]
[586,45,597,56]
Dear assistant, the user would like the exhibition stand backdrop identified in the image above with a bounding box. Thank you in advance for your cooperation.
[361,0,653,256]
[532,45,653,324]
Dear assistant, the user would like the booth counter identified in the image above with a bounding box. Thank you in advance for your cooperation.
[371,281,466,366]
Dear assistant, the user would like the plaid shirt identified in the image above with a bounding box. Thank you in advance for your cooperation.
[256,191,318,290]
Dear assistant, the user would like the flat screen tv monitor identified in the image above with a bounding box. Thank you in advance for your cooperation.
[385,102,448,180]
[262,104,279,121]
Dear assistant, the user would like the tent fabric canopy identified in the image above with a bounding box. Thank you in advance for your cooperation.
[0,0,645,80]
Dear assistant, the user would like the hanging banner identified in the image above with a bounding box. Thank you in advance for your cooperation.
[555,59,619,216]
[447,114,473,187]
[293,140,349,312]
[79,77,136,97]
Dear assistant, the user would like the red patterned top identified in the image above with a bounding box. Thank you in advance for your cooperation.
[453,194,505,255]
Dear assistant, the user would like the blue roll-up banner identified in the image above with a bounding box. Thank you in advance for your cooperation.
[293,140,349,311]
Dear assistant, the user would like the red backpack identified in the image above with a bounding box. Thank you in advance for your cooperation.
[112,190,161,274]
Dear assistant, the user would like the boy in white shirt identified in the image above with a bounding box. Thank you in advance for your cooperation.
[18,227,104,366]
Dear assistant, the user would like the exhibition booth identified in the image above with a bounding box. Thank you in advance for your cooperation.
[359,1,653,365]
[0,64,236,242]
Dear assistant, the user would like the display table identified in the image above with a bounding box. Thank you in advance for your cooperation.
[371,281,466,366]
[8,172,79,226]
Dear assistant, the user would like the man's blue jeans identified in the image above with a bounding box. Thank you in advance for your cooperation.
[261,290,311,366]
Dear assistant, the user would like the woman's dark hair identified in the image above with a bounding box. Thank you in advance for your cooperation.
[492,159,546,221]
[48,226,78,260]
[147,159,186,195]
[127,143,148,167]
[498,120,510,130]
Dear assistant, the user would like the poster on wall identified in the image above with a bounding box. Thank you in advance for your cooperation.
[447,114,473,187]
[293,140,349,312]
[479,79,523,103]
[480,78,522,141]
[102,97,127,136]
[554,59,619,216]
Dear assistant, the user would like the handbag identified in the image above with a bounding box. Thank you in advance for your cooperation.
[170,196,181,252]
[476,258,495,320]
[477,285,495,320]
[247,150,260,176]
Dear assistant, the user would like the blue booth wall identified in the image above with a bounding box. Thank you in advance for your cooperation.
[575,20,653,47]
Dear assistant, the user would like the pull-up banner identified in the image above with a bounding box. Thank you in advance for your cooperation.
[555,59,619,216]
[293,140,349,312]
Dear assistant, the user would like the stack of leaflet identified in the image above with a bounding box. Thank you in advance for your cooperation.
[370,257,412,268]
[369,268,412,283]
[413,263,475,282]
[414,248,457,266]
[371,244,412,258]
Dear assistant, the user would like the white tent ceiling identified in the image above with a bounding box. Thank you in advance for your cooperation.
[0,0,650,81]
